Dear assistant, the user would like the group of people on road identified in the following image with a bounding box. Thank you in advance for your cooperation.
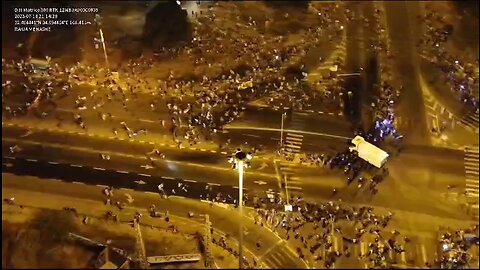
[252,197,410,268]
[418,7,479,113]
[437,226,479,269]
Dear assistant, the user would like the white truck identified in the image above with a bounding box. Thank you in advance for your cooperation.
[349,135,389,168]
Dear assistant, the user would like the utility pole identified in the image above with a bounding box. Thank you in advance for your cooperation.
[94,14,109,70]
[227,150,253,269]
[133,219,149,269]
[203,214,214,268]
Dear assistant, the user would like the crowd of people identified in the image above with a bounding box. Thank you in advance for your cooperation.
[418,6,479,113]
[3,2,351,152]
[253,197,409,268]
[437,226,479,269]
[364,5,403,143]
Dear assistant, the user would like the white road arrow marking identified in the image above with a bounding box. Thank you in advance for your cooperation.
[134,180,146,185]
[254,180,267,185]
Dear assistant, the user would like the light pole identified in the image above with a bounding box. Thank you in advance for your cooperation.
[227,149,252,269]
[94,14,109,70]
[280,112,286,150]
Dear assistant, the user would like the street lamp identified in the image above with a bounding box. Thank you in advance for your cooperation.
[227,149,252,269]
[94,14,109,70]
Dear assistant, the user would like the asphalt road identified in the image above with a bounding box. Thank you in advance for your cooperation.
[2,173,307,269]
[2,128,472,223]
[383,1,429,145]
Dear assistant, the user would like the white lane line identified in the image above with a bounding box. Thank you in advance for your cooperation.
[71,164,83,168]
[287,186,303,190]
[116,170,129,174]
[244,134,262,138]
[145,191,158,195]
[25,158,38,162]
[50,179,63,183]
[200,149,207,152]
[163,176,174,180]
[208,182,221,186]
[120,188,134,192]
[48,161,60,165]
[220,151,227,155]
[72,181,85,185]
[96,184,108,188]
[138,173,151,177]
[184,179,197,183]
[169,195,184,199]
[93,167,106,171]
[4,156,15,159]
[209,150,217,153]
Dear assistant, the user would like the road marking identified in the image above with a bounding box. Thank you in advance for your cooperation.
[4,156,15,160]
[285,136,303,142]
[70,164,83,168]
[163,176,174,180]
[200,149,207,152]
[72,181,85,185]
[169,195,184,199]
[259,239,283,259]
[284,143,301,149]
[208,183,220,186]
[116,170,129,174]
[96,184,108,188]
[244,134,261,138]
[49,179,63,183]
[220,151,227,155]
[120,188,134,192]
[145,191,158,195]
[47,161,60,165]
[287,186,303,190]
[93,167,106,171]
[25,158,38,162]
[184,179,197,183]
[138,173,151,177]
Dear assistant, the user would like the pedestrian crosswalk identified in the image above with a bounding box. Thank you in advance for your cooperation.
[284,133,303,154]
[464,145,479,199]
[278,162,303,193]
[459,112,479,134]
[261,241,302,269]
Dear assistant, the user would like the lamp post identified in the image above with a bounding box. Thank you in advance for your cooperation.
[227,149,252,269]
[94,14,109,70]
